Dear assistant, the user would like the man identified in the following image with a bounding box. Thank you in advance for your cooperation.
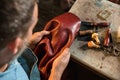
[0,0,70,80]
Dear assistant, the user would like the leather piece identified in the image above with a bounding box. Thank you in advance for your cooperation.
[34,12,81,80]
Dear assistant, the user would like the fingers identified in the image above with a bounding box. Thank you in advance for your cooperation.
[39,30,50,37]
[30,30,50,42]
[31,30,50,39]
[52,48,70,71]
[28,30,50,49]
[32,30,50,43]
[58,48,70,63]
[49,48,70,80]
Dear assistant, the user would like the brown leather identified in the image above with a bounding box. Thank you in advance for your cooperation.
[34,12,80,80]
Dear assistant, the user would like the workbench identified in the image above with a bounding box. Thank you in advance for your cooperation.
[69,0,120,79]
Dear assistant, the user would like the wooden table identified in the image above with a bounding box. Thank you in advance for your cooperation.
[69,0,120,80]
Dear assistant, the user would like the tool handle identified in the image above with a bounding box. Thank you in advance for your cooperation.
[81,21,110,27]
[79,30,93,36]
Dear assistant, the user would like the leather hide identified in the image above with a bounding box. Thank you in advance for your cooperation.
[34,12,81,80]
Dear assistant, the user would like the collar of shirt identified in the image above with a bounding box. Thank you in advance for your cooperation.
[0,59,29,80]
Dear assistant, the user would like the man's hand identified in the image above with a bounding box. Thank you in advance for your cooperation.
[29,30,50,49]
[49,48,70,80]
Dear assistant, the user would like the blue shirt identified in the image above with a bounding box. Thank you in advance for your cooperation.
[0,59,29,80]
[0,48,40,80]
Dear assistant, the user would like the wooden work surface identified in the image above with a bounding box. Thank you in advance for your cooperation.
[69,0,120,80]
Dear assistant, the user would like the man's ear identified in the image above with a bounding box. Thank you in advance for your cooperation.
[7,38,22,54]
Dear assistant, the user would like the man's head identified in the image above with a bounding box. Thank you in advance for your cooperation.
[0,0,38,67]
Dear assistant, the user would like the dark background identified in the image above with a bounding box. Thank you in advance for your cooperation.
[33,0,65,32]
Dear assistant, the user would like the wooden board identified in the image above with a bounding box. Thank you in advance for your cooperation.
[70,39,120,80]
[69,0,120,42]
[69,0,120,80]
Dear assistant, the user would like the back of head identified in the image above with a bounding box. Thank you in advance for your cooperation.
[0,0,35,50]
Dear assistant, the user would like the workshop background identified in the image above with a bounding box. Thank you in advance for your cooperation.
[34,0,120,80]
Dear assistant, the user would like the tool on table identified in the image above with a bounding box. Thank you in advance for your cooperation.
[79,30,94,36]
[81,21,110,27]
[79,21,110,36]
[100,24,120,56]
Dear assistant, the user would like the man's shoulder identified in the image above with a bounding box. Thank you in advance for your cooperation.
[18,48,38,66]
[17,48,40,80]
